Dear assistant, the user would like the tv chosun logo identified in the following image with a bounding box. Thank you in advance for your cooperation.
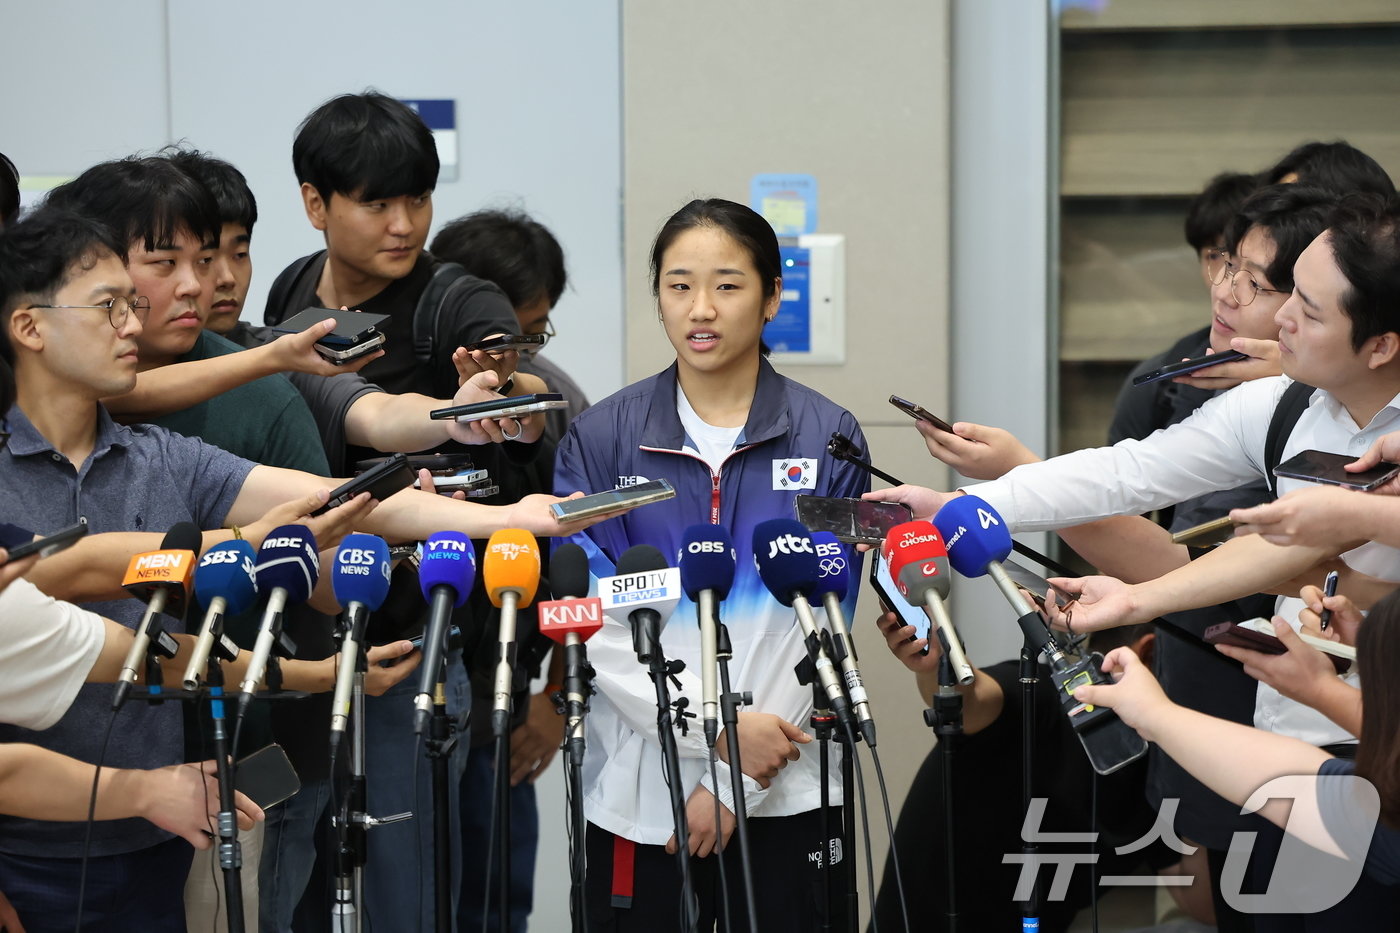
[772,459,818,491]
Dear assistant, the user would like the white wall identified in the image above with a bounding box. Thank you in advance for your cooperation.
[2,0,625,406]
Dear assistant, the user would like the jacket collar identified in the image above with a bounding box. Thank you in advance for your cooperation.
[639,359,791,451]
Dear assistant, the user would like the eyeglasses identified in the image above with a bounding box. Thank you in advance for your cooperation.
[521,317,555,354]
[1205,255,1289,308]
[30,296,151,329]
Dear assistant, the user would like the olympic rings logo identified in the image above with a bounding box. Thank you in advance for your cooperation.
[819,557,847,577]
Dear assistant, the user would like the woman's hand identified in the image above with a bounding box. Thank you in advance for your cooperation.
[1215,616,1343,711]
[1044,575,1142,633]
[1231,486,1371,549]
[1069,647,1172,740]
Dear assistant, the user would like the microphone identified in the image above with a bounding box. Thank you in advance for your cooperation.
[882,521,975,687]
[331,534,392,746]
[237,525,319,721]
[811,531,879,746]
[182,540,257,690]
[483,530,541,738]
[113,522,201,709]
[751,519,852,730]
[598,546,682,663]
[413,532,476,735]
[932,495,1147,775]
[538,543,602,765]
[678,525,736,747]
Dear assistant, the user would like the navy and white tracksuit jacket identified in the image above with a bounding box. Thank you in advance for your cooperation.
[553,359,869,845]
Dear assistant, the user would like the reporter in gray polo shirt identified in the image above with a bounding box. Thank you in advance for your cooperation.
[0,209,607,930]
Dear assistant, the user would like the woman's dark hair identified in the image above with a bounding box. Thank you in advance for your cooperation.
[1324,193,1400,351]
[1262,140,1395,199]
[44,157,221,253]
[0,208,126,364]
[1223,184,1336,293]
[1184,171,1258,253]
[293,91,438,203]
[649,198,782,302]
[163,148,258,235]
[430,209,567,309]
[1355,588,1400,828]
[0,153,20,228]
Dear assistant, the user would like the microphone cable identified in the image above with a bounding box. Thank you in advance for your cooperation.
[482,728,506,933]
[562,714,589,933]
[838,717,885,933]
[73,707,119,933]
[868,744,912,933]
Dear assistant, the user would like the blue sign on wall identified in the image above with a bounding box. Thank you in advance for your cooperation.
[750,173,818,237]
[400,99,456,130]
[764,245,811,353]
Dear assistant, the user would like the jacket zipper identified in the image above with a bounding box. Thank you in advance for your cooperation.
[637,443,758,525]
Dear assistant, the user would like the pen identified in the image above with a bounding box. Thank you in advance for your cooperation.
[1319,570,1340,632]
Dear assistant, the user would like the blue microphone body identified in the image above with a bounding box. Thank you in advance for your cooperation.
[239,525,320,716]
[678,525,737,746]
[752,520,852,729]
[183,539,258,690]
[330,535,392,744]
[414,532,476,734]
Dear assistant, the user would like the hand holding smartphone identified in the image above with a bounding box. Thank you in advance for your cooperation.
[1132,349,1249,387]
[550,479,676,522]
[271,308,390,365]
[428,394,568,423]
[1272,449,1400,492]
[311,453,416,516]
[888,395,955,434]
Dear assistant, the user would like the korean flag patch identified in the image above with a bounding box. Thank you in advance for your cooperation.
[773,458,818,491]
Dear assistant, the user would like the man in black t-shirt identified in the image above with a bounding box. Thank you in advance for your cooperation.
[265,91,555,932]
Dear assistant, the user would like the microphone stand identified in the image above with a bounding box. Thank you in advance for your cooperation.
[714,621,759,933]
[796,647,854,933]
[1018,642,1041,932]
[559,637,594,933]
[205,638,246,933]
[489,610,518,933]
[639,614,699,932]
[809,681,837,933]
[428,632,459,933]
[923,642,964,932]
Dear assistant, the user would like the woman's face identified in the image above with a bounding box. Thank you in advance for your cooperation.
[657,225,779,378]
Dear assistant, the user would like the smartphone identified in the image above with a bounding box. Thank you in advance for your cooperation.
[235,743,301,809]
[869,548,930,655]
[1204,620,1352,674]
[428,394,568,423]
[1002,559,1073,609]
[1131,349,1249,387]
[462,334,549,354]
[380,625,463,667]
[5,518,89,560]
[312,453,416,516]
[1170,515,1238,548]
[888,395,955,434]
[1272,449,1400,492]
[793,495,913,546]
[356,452,476,476]
[550,479,676,523]
[272,307,391,365]
[413,469,490,491]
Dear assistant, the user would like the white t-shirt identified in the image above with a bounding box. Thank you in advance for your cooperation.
[0,579,106,730]
[676,387,743,473]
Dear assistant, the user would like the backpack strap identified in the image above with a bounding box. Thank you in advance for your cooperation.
[1263,381,1317,497]
[263,252,321,326]
[412,261,470,364]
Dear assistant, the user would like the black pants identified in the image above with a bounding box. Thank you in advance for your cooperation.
[585,810,849,932]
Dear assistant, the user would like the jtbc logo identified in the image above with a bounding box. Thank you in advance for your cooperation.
[767,534,813,559]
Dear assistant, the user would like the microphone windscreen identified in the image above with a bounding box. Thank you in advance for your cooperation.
[932,494,1013,578]
[162,521,203,555]
[615,544,667,576]
[332,534,393,611]
[752,519,821,607]
[810,531,851,601]
[484,529,541,608]
[194,540,259,615]
[419,532,475,608]
[254,524,320,602]
[550,543,591,600]
[678,525,736,600]
[883,521,951,602]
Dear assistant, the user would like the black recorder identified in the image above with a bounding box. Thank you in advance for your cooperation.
[272,307,390,365]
